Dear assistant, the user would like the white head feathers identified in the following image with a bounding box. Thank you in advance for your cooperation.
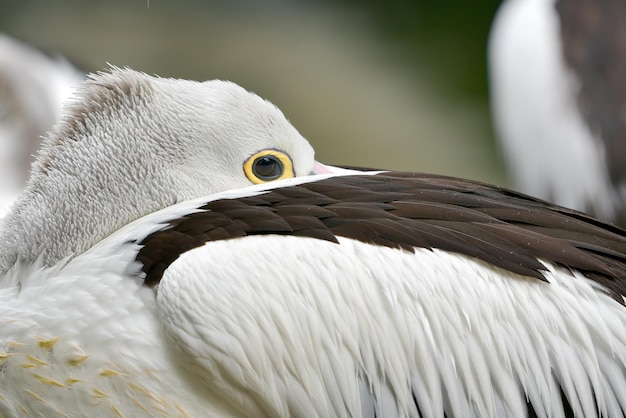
[0,68,314,273]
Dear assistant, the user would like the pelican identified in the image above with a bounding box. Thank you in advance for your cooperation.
[0,33,83,216]
[1,68,625,417]
[489,0,626,226]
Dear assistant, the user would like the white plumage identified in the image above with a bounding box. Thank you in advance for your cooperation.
[1,68,625,417]
[0,34,83,216]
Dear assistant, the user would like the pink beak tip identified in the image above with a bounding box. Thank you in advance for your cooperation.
[312,161,333,175]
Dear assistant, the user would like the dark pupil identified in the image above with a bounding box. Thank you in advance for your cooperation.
[253,155,284,180]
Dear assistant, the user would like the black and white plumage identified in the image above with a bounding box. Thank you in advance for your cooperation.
[489,0,626,226]
[1,68,626,417]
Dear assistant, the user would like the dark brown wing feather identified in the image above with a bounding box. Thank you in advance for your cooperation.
[137,172,626,301]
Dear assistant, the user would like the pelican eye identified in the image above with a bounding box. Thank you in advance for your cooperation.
[244,150,294,184]
[254,155,283,180]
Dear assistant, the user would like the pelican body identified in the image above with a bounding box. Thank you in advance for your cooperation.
[489,0,626,226]
[1,68,626,417]
[0,34,83,215]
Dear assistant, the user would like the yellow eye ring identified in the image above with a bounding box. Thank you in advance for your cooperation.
[243,149,294,184]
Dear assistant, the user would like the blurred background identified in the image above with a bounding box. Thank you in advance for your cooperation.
[0,0,505,185]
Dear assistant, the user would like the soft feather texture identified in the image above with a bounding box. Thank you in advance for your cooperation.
[158,235,626,417]
[0,67,314,273]
[1,68,626,417]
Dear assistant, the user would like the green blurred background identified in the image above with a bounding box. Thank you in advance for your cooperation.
[0,0,506,185]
